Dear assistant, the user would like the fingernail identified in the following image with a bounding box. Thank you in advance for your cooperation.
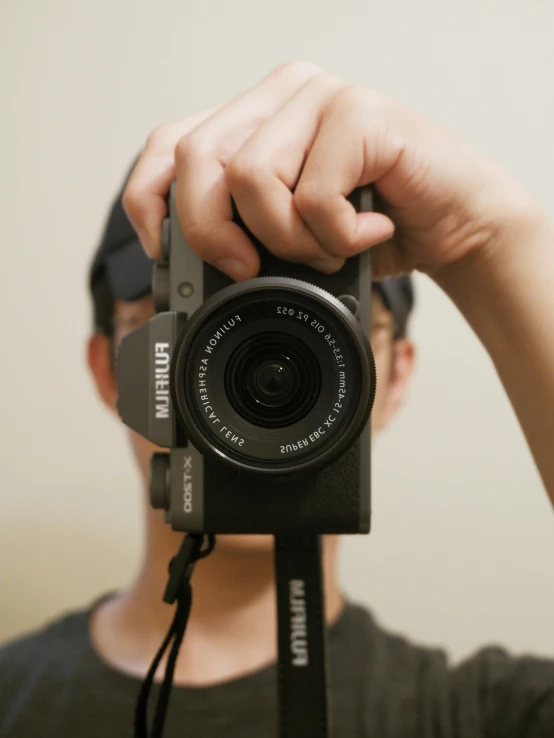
[215,258,251,281]
[308,257,345,274]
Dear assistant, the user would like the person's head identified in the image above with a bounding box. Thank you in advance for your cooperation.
[87,181,416,551]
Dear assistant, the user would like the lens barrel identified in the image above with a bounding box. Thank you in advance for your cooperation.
[171,277,375,474]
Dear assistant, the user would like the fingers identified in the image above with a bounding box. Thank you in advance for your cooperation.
[294,86,398,259]
[223,74,346,273]
[223,81,398,274]
[173,61,324,279]
[123,111,216,257]
[174,143,260,281]
[125,65,401,277]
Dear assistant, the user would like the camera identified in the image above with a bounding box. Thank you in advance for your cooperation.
[117,185,376,535]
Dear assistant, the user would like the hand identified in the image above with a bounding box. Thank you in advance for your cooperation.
[123,60,541,283]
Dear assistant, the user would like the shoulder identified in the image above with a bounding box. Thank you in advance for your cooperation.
[0,603,95,705]
[454,644,554,732]
[336,601,449,676]
[331,601,451,713]
[331,602,452,735]
[1,605,90,666]
[338,602,554,734]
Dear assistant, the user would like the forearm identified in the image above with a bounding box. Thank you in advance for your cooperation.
[435,213,554,505]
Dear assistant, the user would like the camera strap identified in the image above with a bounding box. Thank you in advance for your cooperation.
[274,534,330,738]
[134,532,329,738]
[134,533,216,738]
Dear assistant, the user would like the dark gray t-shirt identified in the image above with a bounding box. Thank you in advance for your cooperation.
[0,599,553,737]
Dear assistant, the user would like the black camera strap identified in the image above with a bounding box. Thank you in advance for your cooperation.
[274,534,330,738]
[134,532,329,738]
[134,533,216,738]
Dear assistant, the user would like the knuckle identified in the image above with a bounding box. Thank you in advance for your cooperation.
[144,123,172,152]
[180,220,215,260]
[225,154,263,192]
[293,181,324,218]
[304,71,344,95]
[174,131,208,166]
[330,84,384,114]
[272,59,324,83]
[174,133,195,165]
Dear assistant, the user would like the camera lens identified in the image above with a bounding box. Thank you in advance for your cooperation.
[172,277,375,474]
[225,332,321,428]
[253,362,293,402]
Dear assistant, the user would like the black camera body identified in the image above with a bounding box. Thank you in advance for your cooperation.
[118,185,376,535]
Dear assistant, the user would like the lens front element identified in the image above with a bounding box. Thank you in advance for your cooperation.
[225,332,322,428]
[254,362,292,401]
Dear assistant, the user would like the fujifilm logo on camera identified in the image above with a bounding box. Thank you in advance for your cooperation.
[289,579,309,667]
[154,343,170,419]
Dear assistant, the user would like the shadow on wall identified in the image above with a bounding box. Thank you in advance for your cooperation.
[0,516,138,644]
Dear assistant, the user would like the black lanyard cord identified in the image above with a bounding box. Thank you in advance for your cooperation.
[133,531,329,738]
[134,533,216,738]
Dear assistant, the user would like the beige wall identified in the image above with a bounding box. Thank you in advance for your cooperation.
[1,0,553,663]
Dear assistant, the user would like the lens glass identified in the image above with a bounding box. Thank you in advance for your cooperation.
[253,362,292,402]
[225,332,321,428]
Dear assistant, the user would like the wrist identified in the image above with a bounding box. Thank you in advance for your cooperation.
[434,197,552,300]
[432,201,554,499]
[433,203,553,352]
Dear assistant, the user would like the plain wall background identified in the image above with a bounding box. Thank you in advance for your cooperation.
[1,0,553,664]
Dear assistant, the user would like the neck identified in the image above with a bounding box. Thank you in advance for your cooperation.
[91,492,345,687]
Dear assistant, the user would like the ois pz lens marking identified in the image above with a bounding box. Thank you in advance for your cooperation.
[275,305,346,368]
[274,303,349,455]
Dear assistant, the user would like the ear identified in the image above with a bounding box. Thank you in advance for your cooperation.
[374,338,416,430]
[87,333,118,413]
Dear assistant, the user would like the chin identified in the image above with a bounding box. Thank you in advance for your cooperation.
[215,534,275,554]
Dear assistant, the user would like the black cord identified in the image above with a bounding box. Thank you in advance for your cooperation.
[134,533,216,738]
[150,585,192,738]
[134,606,179,738]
